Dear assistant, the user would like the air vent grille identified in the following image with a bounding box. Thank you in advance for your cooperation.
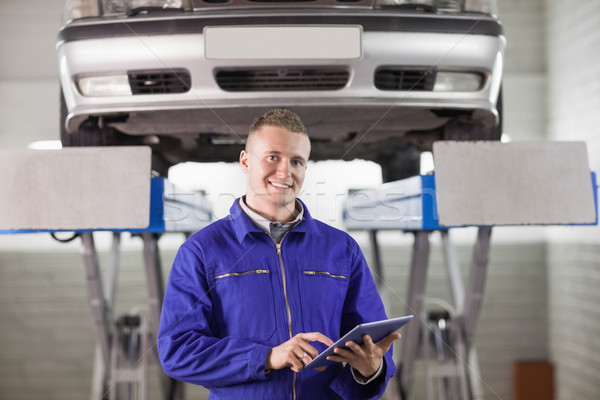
[374,68,437,91]
[128,69,191,95]
[215,68,350,92]
[193,0,372,7]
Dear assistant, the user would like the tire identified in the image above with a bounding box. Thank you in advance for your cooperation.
[444,87,503,142]
[377,145,421,183]
[60,90,115,147]
[60,90,173,176]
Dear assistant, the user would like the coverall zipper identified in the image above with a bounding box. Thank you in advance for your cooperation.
[303,270,347,279]
[275,235,297,400]
[213,269,269,280]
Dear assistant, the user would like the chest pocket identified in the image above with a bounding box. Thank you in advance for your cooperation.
[297,260,349,336]
[210,267,276,343]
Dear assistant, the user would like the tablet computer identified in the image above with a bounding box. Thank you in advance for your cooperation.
[305,315,414,369]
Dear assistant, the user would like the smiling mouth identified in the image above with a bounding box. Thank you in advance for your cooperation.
[270,181,291,189]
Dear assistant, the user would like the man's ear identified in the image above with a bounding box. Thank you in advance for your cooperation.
[240,149,249,173]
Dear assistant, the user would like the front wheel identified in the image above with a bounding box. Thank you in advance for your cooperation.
[444,88,503,142]
[377,145,421,183]
[59,90,172,176]
[60,90,117,147]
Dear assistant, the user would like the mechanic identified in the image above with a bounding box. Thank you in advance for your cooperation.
[158,108,401,399]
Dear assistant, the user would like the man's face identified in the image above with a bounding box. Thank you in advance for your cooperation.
[240,125,311,219]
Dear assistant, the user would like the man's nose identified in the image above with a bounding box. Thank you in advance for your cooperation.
[276,160,290,177]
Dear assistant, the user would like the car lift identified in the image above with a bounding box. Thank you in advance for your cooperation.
[0,146,211,400]
[342,140,599,400]
[4,175,210,400]
[344,175,493,400]
[82,177,211,400]
[1,142,597,400]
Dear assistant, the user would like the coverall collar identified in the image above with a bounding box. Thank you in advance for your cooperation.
[229,197,318,244]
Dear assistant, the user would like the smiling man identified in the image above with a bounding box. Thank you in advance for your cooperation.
[240,112,311,224]
[158,109,400,399]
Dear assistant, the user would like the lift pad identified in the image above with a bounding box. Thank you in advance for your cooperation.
[0,147,151,231]
[434,141,597,226]
[343,141,598,230]
[0,146,211,233]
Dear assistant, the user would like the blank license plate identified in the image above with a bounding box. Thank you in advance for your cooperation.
[205,25,362,60]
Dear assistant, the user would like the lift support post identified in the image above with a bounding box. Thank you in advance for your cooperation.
[79,179,211,400]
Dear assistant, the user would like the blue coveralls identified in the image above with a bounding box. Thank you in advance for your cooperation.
[158,199,395,399]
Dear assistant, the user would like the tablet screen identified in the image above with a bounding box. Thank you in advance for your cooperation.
[305,315,413,369]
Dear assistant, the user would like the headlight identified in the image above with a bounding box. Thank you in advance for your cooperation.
[374,0,496,13]
[63,0,188,23]
[433,71,484,92]
[76,74,132,97]
[102,0,184,15]
[130,0,184,8]
[375,0,462,12]
[62,0,100,24]
[463,0,497,13]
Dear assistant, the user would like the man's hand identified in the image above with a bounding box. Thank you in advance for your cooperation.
[266,332,333,373]
[326,332,401,378]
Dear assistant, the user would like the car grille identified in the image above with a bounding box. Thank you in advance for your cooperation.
[215,67,350,91]
[193,0,372,8]
[128,69,191,95]
[374,68,437,91]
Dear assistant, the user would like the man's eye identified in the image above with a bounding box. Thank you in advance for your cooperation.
[292,160,302,166]
[268,155,278,161]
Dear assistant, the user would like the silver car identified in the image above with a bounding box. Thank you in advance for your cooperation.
[57,0,505,178]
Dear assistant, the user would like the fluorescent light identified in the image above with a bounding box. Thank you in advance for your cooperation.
[77,74,132,97]
[28,140,63,150]
[420,151,434,175]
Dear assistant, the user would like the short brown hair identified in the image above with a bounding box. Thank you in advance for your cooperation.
[249,108,308,136]
[245,109,310,155]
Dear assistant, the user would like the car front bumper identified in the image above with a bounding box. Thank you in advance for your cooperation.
[58,12,505,139]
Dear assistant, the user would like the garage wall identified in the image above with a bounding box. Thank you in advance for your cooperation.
[499,0,548,142]
[546,1,600,399]
[0,0,63,148]
[0,238,548,400]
